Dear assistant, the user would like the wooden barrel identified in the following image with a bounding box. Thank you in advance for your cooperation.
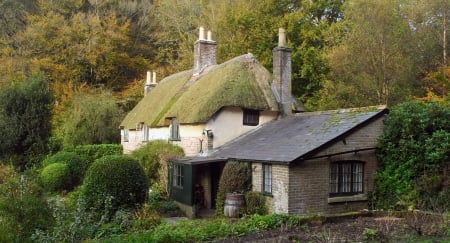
[224,193,245,218]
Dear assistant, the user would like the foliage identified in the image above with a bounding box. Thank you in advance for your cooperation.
[42,151,84,189]
[215,161,252,216]
[375,100,450,210]
[131,204,163,232]
[63,143,123,169]
[244,191,268,215]
[33,194,136,242]
[0,74,53,170]
[81,155,148,220]
[40,163,71,193]
[103,213,306,242]
[0,164,53,242]
[130,140,184,195]
[61,92,124,146]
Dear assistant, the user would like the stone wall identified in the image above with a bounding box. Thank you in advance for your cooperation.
[251,115,385,215]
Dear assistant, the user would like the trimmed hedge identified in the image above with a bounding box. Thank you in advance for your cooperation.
[63,144,123,169]
[244,191,268,215]
[81,155,148,218]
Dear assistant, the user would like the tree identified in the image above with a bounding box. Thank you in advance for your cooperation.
[318,0,416,109]
[0,74,53,169]
[61,91,123,146]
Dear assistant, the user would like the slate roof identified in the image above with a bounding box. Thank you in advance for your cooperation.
[181,106,388,164]
[120,54,279,129]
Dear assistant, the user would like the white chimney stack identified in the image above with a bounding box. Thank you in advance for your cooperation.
[193,26,217,76]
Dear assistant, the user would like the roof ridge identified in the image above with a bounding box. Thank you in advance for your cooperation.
[296,105,387,117]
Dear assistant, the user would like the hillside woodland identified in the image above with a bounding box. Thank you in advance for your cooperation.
[0,0,450,242]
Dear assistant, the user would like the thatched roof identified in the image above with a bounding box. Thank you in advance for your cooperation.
[120,54,278,129]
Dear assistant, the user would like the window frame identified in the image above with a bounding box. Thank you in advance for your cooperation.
[123,129,129,142]
[329,160,364,197]
[262,163,272,195]
[169,118,180,141]
[243,109,260,126]
[173,164,184,188]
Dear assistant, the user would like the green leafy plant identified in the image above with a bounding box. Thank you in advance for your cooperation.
[244,191,268,215]
[130,140,184,196]
[40,162,71,192]
[215,161,252,216]
[42,151,84,190]
[375,101,450,210]
[81,155,148,220]
[0,164,53,242]
[362,228,378,241]
[63,144,123,169]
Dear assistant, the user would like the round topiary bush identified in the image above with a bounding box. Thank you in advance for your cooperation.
[42,151,84,188]
[40,162,72,192]
[81,155,148,216]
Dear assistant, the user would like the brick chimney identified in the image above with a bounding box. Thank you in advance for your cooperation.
[193,27,216,76]
[272,28,292,116]
[144,71,157,96]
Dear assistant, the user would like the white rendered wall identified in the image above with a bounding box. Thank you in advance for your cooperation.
[121,107,277,155]
[206,107,278,148]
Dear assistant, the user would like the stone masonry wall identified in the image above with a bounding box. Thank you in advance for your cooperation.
[252,162,290,214]
[287,116,385,215]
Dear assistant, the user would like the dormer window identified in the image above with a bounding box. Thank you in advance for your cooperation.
[169,118,180,141]
[243,109,259,126]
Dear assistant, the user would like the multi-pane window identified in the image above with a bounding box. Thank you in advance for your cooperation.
[173,164,184,188]
[263,164,272,194]
[169,118,180,141]
[243,109,259,126]
[330,161,364,197]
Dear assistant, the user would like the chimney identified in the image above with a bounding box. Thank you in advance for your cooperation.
[193,26,217,76]
[144,71,157,96]
[273,28,292,116]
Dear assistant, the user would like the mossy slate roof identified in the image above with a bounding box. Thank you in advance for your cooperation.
[182,106,388,164]
[120,54,278,129]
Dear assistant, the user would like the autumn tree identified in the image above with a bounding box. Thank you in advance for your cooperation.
[317,0,416,109]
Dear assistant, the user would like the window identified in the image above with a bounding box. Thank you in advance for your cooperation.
[169,118,180,141]
[173,164,184,188]
[263,164,272,194]
[123,129,129,142]
[143,125,149,142]
[330,161,364,197]
[243,109,259,126]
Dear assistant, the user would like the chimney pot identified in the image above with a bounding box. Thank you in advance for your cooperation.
[199,26,205,40]
[207,30,212,41]
[146,71,151,84]
[152,72,156,84]
[278,28,286,47]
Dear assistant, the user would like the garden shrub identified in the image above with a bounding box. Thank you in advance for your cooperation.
[244,191,268,215]
[375,100,450,211]
[130,140,184,196]
[40,163,71,192]
[42,151,84,189]
[63,144,123,169]
[215,160,251,216]
[0,164,53,242]
[81,155,148,220]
